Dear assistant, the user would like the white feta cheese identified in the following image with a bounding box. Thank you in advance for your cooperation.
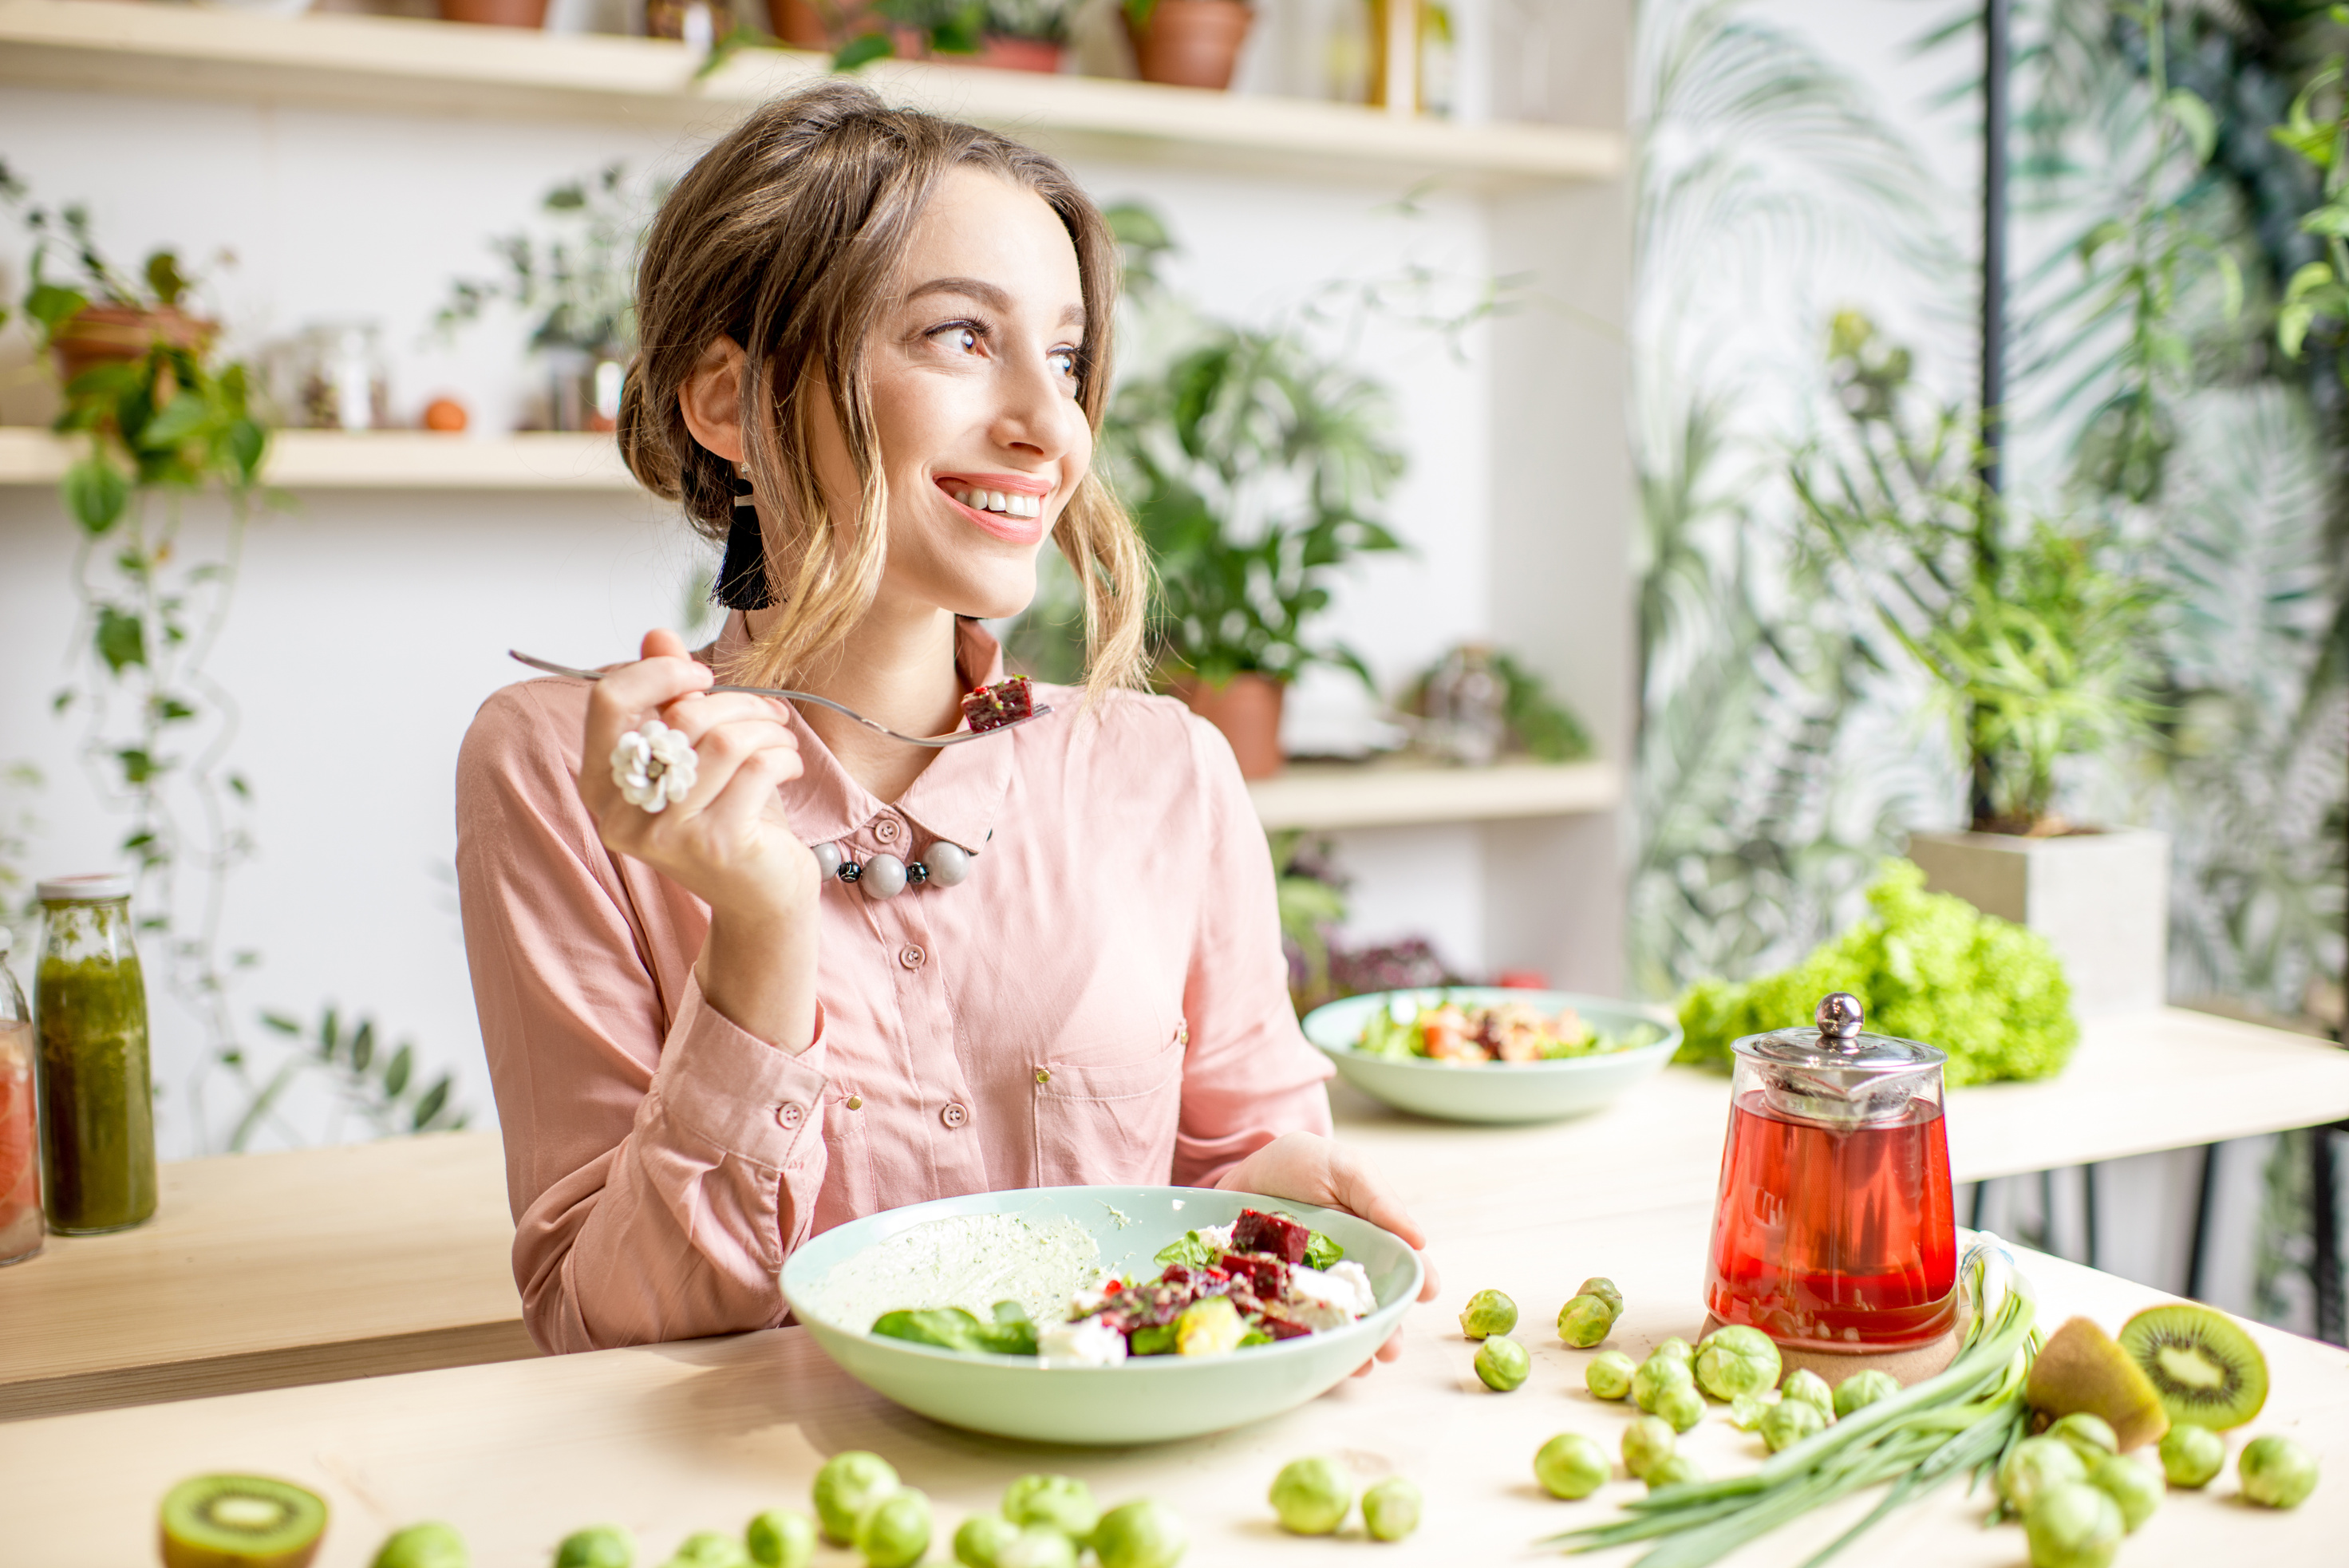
[1286,1261,1377,1320]
[1289,1300,1356,1333]
[1039,1314,1128,1366]
[1198,1222,1236,1249]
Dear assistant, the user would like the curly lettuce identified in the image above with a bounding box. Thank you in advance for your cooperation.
[1675,859,2078,1087]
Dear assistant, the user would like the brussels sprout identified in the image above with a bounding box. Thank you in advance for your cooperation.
[2086,1455,2161,1534]
[1652,1337,1695,1368]
[1585,1350,1637,1401]
[665,1534,747,1568]
[1534,1432,1610,1499]
[556,1527,635,1568]
[2157,1424,2224,1489]
[1088,1500,1187,1568]
[1557,1294,1617,1348]
[1759,1397,1826,1453]
[1693,1327,1780,1401]
[1475,1335,1531,1392]
[2239,1435,2319,1509]
[1655,1383,1705,1435]
[1576,1277,1624,1315]
[953,1515,1019,1568]
[1631,1353,1694,1413]
[1269,1457,1352,1535]
[1779,1369,1834,1421]
[2047,1413,2118,1467]
[1002,1475,1099,1538]
[745,1511,815,1568]
[2022,1482,2122,1568]
[373,1525,469,1568]
[997,1527,1078,1568]
[1459,1289,1518,1340]
[1645,1454,1706,1491]
[852,1490,930,1568]
[1998,1437,2088,1516]
[1621,1416,1676,1481]
[1360,1477,1421,1542]
[1830,1369,1900,1420]
[813,1452,901,1545]
[1728,1390,1780,1430]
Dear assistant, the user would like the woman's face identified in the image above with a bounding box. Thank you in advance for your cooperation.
[839,167,1093,623]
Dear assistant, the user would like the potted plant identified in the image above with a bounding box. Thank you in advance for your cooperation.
[1107,322,1406,778]
[1122,0,1251,89]
[439,0,549,27]
[18,206,218,388]
[1794,313,2170,1017]
[436,164,657,433]
[830,0,1069,71]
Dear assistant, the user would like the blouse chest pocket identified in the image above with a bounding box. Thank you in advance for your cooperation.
[1031,1020,1187,1188]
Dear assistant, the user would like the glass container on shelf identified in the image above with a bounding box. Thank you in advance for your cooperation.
[0,926,41,1265]
[1703,993,1958,1352]
[35,875,157,1235]
[1417,643,1506,765]
[545,346,626,434]
[295,320,391,431]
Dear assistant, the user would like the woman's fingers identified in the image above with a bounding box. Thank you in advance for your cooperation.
[694,739,805,841]
[1329,1147,1427,1250]
[582,657,714,805]
[656,690,797,748]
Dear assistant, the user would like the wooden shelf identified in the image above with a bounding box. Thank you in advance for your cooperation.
[1247,757,1621,831]
[0,0,1624,188]
[0,427,638,491]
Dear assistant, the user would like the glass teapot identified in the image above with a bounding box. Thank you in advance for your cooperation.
[1701,993,1958,1352]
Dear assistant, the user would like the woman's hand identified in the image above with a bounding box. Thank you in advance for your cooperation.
[1216,1131,1441,1375]
[578,629,821,1049]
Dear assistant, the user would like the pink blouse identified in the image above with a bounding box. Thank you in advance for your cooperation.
[454,614,1334,1353]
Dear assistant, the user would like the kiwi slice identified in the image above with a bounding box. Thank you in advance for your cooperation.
[160,1475,329,1568]
[2023,1317,2169,1451]
[2117,1303,2268,1431]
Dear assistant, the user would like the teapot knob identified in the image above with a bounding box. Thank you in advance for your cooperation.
[1816,992,1864,1040]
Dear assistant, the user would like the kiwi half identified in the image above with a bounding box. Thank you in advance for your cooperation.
[160,1475,328,1568]
[2023,1317,2169,1451]
[2117,1304,2268,1431]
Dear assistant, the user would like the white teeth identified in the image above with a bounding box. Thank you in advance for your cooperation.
[986,490,1007,512]
[949,484,1044,519]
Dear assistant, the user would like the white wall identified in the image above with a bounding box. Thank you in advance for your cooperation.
[0,43,1627,1153]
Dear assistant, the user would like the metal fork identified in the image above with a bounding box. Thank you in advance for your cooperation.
[507,650,1051,748]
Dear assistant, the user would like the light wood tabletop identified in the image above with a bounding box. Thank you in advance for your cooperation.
[5,1201,2343,1566]
[6,1005,2344,1424]
[0,1131,536,1421]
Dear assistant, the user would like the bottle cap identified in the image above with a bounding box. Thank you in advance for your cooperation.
[37,873,133,904]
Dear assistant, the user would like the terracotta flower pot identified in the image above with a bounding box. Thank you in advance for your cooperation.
[48,304,216,387]
[769,0,873,47]
[1180,672,1285,780]
[1123,0,1251,89]
[973,34,1064,71]
[438,0,547,26]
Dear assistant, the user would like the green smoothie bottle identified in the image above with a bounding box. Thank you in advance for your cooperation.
[35,875,156,1234]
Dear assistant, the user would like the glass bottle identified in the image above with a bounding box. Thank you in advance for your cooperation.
[1703,993,1957,1352]
[0,926,41,1265]
[36,875,156,1234]
[295,321,390,432]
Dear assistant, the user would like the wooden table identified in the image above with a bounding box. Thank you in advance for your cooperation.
[6,1201,2344,1566]
[6,1006,2346,1424]
[0,1132,537,1421]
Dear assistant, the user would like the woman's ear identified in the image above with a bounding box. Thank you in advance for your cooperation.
[678,336,748,464]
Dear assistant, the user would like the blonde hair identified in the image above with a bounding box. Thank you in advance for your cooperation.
[617,81,1148,696]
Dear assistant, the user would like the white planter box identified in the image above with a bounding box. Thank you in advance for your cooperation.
[1904,828,2171,1018]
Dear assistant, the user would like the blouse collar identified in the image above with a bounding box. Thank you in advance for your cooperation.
[706,611,1017,855]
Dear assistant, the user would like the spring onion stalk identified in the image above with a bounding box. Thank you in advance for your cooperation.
[1542,1235,2039,1567]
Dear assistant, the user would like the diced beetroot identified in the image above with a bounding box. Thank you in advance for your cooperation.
[1257,1307,1316,1340]
[1233,1207,1311,1265]
[1221,1251,1289,1298]
[961,676,1035,733]
[1159,1263,1193,1289]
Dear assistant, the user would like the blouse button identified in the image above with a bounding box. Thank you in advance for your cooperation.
[846,1095,863,1111]
[874,816,902,843]
[776,1101,804,1129]
[899,944,927,970]
[941,1102,969,1128]
[1035,1068,1052,1084]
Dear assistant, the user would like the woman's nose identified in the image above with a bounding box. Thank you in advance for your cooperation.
[991,353,1082,458]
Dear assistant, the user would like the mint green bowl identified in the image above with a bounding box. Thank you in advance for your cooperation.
[1301,988,1683,1124]
[780,1185,1422,1445]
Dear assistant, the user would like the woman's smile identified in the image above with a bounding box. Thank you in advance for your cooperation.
[934,470,1050,544]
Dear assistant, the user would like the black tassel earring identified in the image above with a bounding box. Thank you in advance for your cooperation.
[713,463,774,611]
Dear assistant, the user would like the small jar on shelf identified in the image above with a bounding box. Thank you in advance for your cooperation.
[294,320,392,432]
[35,875,156,1236]
[0,926,41,1266]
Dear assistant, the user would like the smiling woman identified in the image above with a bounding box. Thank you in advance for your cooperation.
[452,82,1439,1357]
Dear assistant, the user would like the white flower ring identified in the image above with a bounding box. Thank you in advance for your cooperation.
[610,718,699,813]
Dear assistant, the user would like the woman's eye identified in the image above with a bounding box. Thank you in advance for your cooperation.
[1050,348,1079,380]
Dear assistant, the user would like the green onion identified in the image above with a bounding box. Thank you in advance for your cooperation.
[1542,1239,2039,1566]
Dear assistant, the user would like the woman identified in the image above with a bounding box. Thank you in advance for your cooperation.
[456,82,1436,1355]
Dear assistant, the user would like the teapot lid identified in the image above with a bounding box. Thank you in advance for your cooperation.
[1731,993,1944,1124]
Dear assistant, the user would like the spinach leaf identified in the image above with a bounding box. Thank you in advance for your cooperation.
[1305,1230,1344,1270]
[1153,1229,1224,1271]
[871,1303,1038,1357]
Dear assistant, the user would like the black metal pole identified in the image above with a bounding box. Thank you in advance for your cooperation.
[1972,0,2010,828]
[2314,1128,2343,1343]
[2187,1141,2219,1300]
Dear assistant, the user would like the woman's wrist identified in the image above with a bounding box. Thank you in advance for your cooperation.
[697,899,821,1053]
